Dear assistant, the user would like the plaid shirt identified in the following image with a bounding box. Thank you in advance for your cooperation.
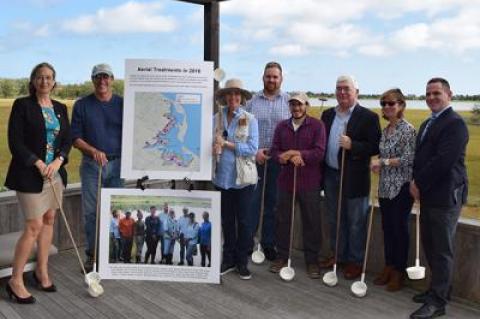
[246,90,290,149]
[270,116,326,192]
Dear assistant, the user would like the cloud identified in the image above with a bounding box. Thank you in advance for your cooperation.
[61,1,177,34]
[221,0,480,58]
[269,44,309,56]
[222,43,242,53]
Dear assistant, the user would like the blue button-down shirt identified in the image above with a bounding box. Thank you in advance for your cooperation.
[71,93,123,156]
[213,107,259,189]
[199,220,211,246]
[184,222,199,245]
[109,218,120,239]
[246,90,290,149]
[177,215,189,235]
[326,105,355,169]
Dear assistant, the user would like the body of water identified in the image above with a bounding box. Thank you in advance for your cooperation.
[310,98,477,111]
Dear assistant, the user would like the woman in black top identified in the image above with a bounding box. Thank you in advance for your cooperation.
[4,62,71,303]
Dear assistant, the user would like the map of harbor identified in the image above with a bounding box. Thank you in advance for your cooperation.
[132,92,201,172]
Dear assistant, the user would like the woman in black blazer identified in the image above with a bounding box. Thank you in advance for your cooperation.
[4,62,71,304]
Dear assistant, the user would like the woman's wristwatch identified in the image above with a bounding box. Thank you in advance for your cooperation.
[381,158,390,166]
[57,155,65,162]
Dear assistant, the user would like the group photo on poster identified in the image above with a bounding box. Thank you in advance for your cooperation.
[98,188,221,284]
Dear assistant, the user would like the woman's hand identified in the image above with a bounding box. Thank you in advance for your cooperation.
[44,158,63,180]
[370,159,381,173]
[34,159,48,177]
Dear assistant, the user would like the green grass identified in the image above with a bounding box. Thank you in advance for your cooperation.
[0,99,478,219]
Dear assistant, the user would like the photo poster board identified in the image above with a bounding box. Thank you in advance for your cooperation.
[121,58,214,180]
[98,188,221,284]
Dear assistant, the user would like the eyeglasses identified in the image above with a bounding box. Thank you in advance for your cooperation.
[336,86,352,93]
[35,75,54,82]
[380,100,398,107]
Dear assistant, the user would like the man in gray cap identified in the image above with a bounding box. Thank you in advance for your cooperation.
[71,63,124,271]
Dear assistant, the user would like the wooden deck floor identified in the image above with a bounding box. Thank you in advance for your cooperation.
[1,250,479,319]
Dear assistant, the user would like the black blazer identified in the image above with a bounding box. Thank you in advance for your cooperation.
[321,104,381,198]
[5,96,72,192]
[413,107,469,207]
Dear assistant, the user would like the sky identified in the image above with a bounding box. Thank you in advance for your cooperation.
[1,0,480,95]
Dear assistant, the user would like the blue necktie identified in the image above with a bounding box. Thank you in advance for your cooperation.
[420,115,437,142]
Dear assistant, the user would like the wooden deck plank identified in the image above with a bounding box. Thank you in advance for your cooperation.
[1,249,479,319]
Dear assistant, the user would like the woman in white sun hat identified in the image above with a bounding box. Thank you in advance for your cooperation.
[213,78,258,280]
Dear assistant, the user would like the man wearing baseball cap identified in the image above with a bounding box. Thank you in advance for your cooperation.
[71,63,124,272]
[269,92,326,279]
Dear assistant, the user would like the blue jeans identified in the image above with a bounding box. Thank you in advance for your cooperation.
[81,156,124,257]
[109,234,121,262]
[186,242,197,266]
[217,185,255,266]
[324,166,369,264]
[250,159,280,249]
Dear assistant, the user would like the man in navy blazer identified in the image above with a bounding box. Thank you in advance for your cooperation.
[409,78,469,319]
[320,75,381,280]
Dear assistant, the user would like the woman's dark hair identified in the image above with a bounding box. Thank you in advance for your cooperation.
[28,62,56,96]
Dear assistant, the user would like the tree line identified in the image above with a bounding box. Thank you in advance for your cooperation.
[0,77,478,101]
[0,78,124,99]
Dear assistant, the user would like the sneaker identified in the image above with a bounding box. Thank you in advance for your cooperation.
[269,259,287,273]
[237,265,252,280]
[263,247,277,261]
[306,264,321,279]
[220,263,236,275]
[83,256,94,273]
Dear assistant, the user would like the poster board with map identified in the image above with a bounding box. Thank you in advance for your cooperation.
[122,59,214,180]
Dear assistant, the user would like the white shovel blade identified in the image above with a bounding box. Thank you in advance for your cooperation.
[251,250,265,264]
[87,281,104,298]
[323,270,338,287]
[351,281,367,297]
[406,266,425,280]
[279,266,295,281]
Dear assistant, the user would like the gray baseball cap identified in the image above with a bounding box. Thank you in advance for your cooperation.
[91,63,113,78]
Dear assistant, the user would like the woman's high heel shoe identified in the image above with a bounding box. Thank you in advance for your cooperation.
[6,283,36,304]
[32,272,57,292]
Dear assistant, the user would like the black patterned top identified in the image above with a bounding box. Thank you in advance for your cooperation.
[378,119,416,199]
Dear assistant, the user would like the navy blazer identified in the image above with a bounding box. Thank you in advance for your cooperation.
[413,107,469,207]
[5,96,72,192]
[321,104,381,198]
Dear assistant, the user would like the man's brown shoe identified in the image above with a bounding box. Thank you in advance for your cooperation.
[386,270,404,292]
[307,264,321,279]
[373,266,393,286]
[318,256,335,269]
[269,259,287,273]
[344,263,362,280]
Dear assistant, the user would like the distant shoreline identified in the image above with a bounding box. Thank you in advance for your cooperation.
[309,98,477,111]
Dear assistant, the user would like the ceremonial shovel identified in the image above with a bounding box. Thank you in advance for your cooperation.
[252,160,268,264]
[279,166,298,281]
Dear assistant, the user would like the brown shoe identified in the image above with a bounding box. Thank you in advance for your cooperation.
[373,266,393,286]
[269,259,287,273]
[344,263,362,280]
[386,270,404,292]
[306,264,321,279]
[318,256,335,269]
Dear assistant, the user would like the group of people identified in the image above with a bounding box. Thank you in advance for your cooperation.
[4,60,468,319]
[109,205,211,267]
[213,62,468,319]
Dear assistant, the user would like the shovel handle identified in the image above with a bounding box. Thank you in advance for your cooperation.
[50,179,88,276]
